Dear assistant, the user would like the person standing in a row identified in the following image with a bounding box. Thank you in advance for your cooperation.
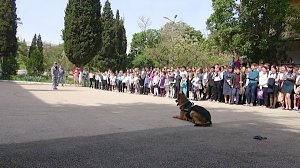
[51,62,59,90]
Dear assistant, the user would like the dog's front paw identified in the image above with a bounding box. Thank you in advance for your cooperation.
[173,116,179,119]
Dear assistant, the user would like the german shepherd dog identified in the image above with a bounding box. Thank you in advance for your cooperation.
[173,92,212,127]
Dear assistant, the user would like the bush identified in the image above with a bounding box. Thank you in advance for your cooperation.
[9,75,51,83]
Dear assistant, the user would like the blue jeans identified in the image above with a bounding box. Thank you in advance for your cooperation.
[231,88,240,104]
[246,82,257,104]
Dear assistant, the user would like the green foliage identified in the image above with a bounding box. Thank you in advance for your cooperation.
[16,38,28,69]
[2,55,18,77]
[207,0,300,63]
[206,0,239,53]
[63,0,102,68]
[28,34,37,56]
[11,75,47,82]
[132,53,159,68]
[92,1,127,71]
[112,10,127,70]
[43,44,73,72]
[0,0,18,77]
[128,21,231,68]
[37,34,43,53]
[27,34,44,76]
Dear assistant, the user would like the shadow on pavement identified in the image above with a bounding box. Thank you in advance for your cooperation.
[0,81,299,168]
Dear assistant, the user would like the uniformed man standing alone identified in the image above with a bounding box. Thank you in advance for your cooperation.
[51,62,59,90]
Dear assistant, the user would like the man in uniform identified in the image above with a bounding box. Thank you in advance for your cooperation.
[51,62,59,90]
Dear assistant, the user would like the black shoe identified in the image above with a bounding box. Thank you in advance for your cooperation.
[253,136,267,140]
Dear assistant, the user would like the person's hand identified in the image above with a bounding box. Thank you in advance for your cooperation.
[239,81,243,84]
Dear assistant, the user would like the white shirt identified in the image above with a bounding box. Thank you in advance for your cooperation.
[278,72,284,81]
[95,75,99,81]
[164,78,170,86]
[259,72,268,88]
[122,76,128,83]
[111,76,116,85]
[192,77,199,86]
[102,74,107,81]
[213,72,223,81]
[89,73,94,79]
[203,73,208,81]
[296,75,300,86]
[180,70,188,77]
[153,75,160,85]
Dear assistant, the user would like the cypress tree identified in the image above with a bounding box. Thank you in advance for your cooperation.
[36,34,44,75]
[100,0,115,70]
[113,10,127,70]
[28,34,37,57]
[0,0,18,77]
[63,0,102,68]
[37,34,43,53]
[27,34,44,76]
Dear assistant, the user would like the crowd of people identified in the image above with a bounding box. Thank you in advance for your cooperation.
[68,58,300,112]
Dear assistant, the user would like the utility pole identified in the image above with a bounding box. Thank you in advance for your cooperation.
[163,15,177,67]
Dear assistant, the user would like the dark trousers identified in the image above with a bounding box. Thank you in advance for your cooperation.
[122,83,126,92]
[206,85,213,100]
[118,81,122,92]
[102,80,108,90]
[246,82,257,104]
[174,86,180,98]
[95,80,99,89]
[212,81,222,102]
[140,86,144,94]
[160,88,165,97]
[89,78,94,88]
[144,84,149,95]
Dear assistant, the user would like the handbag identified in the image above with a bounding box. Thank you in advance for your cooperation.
[257,88,264,100]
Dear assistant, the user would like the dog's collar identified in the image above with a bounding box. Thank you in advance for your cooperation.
[180,100,194,112]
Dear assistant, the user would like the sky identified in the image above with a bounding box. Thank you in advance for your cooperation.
[16,0,213,45]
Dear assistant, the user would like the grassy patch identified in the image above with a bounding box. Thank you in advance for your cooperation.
[9,75,51,83]
[1,75,75,85]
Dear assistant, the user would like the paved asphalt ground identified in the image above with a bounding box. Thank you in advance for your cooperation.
[0,81,300,168]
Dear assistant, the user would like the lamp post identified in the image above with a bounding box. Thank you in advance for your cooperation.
[163,15,177,67]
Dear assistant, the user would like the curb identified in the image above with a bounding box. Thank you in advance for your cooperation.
[0,80,53,85]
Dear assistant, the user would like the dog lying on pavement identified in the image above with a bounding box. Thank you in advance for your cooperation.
[173,92,212,127]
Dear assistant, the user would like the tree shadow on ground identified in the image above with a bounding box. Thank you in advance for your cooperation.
[0,81,299,168]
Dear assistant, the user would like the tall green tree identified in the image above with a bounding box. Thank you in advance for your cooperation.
[97,0,115,70]
[238,0,297,63]
[206,0,239,54]
[37,34,43,53]
[113,10,127,70]
[27,34,44,76]
[0,0,18,77]
[207,0,300,63]
[28,34,37,56]
[63,0,102,68]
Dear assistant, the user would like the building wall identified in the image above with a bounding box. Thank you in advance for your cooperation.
[289,0,300,65]
[287,40,300,65]
[291,0,300,7]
